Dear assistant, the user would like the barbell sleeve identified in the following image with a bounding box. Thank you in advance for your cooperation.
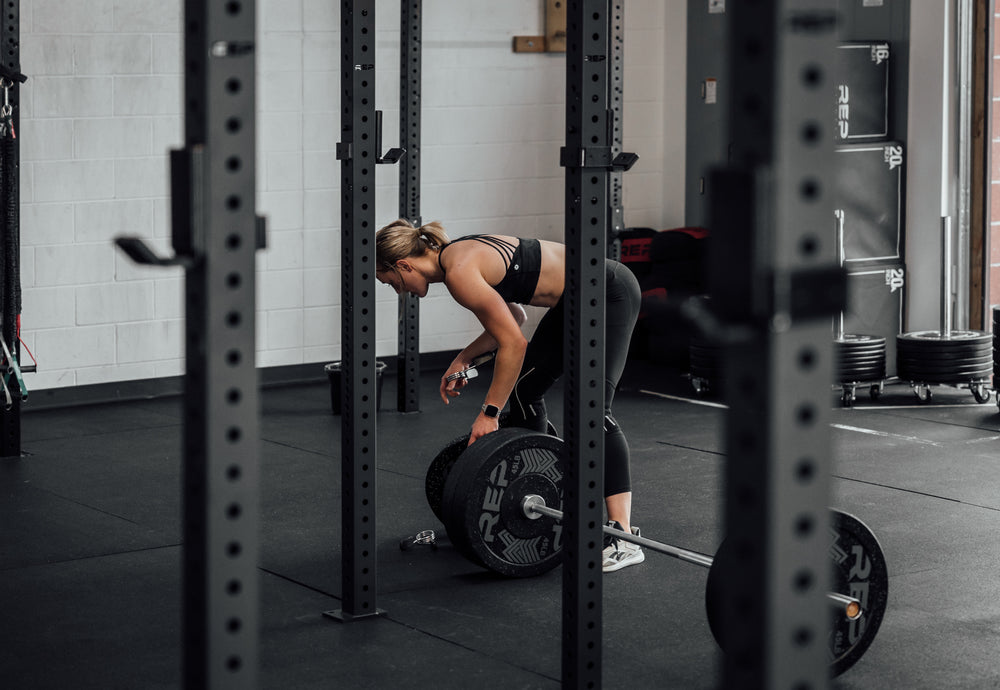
[521,494,862,621]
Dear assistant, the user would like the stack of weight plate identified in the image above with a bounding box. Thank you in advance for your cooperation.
[994,307,999,410]
[689,335,724,396]
[896,329,992,404]
[834,334,886,407]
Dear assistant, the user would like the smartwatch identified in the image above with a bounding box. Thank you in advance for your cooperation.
[481,403,501,418]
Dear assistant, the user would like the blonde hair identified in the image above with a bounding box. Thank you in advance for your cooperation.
[376,219,450,271]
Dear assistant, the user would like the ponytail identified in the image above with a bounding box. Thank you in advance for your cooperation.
[376,219,450,271]
[417,221,448,250]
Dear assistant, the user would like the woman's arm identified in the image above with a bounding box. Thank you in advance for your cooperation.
[441,303,527,400]
[445,303,527,372]
[442,271,528,444]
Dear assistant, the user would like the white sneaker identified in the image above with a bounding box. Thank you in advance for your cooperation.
[602,520,645,572]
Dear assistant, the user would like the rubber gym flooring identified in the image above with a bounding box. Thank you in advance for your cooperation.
[2,359,999,689]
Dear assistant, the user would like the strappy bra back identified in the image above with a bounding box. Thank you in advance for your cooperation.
[438,235,542,304]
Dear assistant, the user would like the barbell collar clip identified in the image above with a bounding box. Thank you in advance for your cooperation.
[399,529,437,551]
[445,350,496,383]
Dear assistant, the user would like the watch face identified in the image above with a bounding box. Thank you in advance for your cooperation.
[483,404,500,418]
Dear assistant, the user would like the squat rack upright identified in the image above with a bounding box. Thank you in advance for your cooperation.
[117,0,266,686]
[397,0,422,414]
[559,3,617,685]
[710,2,842,688]
[0,1,27,459]
[329,0,387,623]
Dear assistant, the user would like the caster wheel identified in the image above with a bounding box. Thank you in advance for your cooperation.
[972,384,990,404]
[914,385,932,404]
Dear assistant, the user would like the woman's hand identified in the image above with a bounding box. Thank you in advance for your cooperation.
[440,361,469,404]
[468,412,500,445]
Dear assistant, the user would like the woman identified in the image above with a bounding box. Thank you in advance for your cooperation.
[375,219,644,572]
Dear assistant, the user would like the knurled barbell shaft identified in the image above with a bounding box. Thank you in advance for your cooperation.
[524,495,714,567]
[521,495,862,621]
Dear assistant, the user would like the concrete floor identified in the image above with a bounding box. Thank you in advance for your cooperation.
[1,362,999,689]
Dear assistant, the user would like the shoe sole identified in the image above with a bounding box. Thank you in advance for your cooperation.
[602,549,645,573]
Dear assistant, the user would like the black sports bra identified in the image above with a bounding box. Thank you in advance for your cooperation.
[438,235,542,304]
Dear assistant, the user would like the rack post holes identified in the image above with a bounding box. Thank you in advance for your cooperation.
[0,0,21,459]
[561,1,612,687]
[397,0,422,414]
[607,1,624,261]
[327,0,384,623]
[711,2,840,689]
[179,0,262,687]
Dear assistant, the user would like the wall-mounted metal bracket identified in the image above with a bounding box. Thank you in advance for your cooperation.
[378,148,405,164]
[375,111,405,164]
[0,66,27,84]
[115,146,267,269]
[336,111,405,164]
[115,216,266,269]
[559,146,638,171]
[672,263,847,346]
[114,237,194,268]
[784,265,847,321]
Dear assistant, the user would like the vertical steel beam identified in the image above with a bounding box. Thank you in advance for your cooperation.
[0,0,20,458]
[956,0,973,328]
[711,2,838,688]
[180,0,261,687]
[329,0,382,622]
[561,1,610,686]
[397,0,422,413]
[607,0,624,260]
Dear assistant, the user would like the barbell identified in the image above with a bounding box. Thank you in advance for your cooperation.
[433,426,889,677]
[443,350,497,384]
[520,493,861,620]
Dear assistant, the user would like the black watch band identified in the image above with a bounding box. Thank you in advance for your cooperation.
[481,403,500,418]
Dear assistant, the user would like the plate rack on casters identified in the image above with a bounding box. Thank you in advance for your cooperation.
[896,217,992,404]
[834,210,887,407]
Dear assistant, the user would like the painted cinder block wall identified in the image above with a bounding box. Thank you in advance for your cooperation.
[18,0,686,391]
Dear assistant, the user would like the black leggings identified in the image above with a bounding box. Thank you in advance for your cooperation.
[507,259,641,496]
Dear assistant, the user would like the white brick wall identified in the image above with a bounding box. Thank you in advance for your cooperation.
[20,0,685,391]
